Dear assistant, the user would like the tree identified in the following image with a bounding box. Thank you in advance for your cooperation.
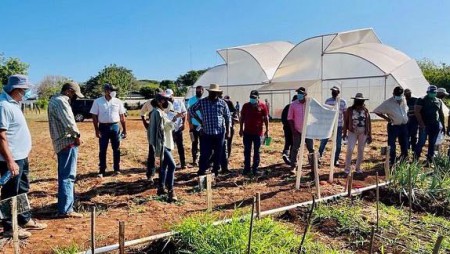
[0,53,29,89]
[418,59,450,90]
[37,75,71,99]
[138,80,160,99]
[176,69,207,87]
[84,64,136,98]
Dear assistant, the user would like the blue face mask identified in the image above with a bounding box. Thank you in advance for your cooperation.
[297,94,305,101]
[428,93,437,98]
[21,90,32,101]
[250,98,258,104]
[394,95,403,101]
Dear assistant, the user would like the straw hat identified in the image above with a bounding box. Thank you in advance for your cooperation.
[206,84,222,92]
[351,93,369,100]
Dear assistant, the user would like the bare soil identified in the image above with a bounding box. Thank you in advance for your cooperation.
[0,113,391,253]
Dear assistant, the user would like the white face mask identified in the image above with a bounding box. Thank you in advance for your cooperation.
[110,91,117,98]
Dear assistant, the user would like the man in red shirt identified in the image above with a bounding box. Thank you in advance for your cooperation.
[239,90,269,175]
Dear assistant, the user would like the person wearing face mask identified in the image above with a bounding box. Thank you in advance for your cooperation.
[48,82,84,218]
[318,86,347,166]
[188,84,231,176]
[404,89,418,153]
[187,86,204,166]
[414,85,445,165]
[239,90,269,176]
[90,84,127,177]
[148,92,179,202]
[165,89,187,169]
[287,87,315,179]
[343,93,372,175]
[281,95,297,165]
[373,86,409,165]
[0,75,47,239]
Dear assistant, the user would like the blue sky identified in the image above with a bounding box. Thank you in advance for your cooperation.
[1,0,449,84]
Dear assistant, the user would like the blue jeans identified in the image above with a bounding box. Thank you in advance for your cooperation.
[243,133,262,173]
[199,133,225,175]
[0,158,31,231]
[160,148,176,190]
[319,126,343,164]
[387,123,409,164]
[407,118,418,152]
[415,122,440,162]
[99,123,121,173]
[57,146,78,214]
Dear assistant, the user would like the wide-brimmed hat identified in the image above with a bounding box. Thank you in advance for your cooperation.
[5,74,32,92]
[351,93,369,100]
[437,87,449,96]
[206,84,222,92]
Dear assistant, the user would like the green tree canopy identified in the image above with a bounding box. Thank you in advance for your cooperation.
[37,75,71,99]
[175,69,207,87]
[418,58,450,90]
[0,53,29,89]
[137,80,160,99]
[84,64,136,98]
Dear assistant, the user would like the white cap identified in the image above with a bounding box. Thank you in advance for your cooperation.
[165,89,174,97]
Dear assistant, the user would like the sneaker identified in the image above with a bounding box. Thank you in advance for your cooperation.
[157,187,166,196]
[147,175,155,184]
[167,190,178,202]
[23,219,48,230]
[58,212,84,218]
[334,161,340,167]
[97,173,103,178]
[3,228,31,239]
[113,171,121,176]
[282,154,291,165]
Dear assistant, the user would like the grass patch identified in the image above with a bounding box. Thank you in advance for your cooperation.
[52,243,81,254]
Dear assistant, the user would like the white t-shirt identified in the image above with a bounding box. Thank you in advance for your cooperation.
[166,99,186,131]
[90,96,126,123]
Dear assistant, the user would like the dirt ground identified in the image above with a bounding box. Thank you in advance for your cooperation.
[0,112,392,253]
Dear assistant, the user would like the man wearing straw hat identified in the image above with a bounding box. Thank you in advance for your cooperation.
[48,82,85,218]
[0,75,47,239]
[188,84,231,176]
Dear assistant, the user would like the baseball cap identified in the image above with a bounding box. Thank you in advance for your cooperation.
[104,83,118,91]
[437,88,449,95]
[62,82,84,98]
[4,74,32,93]
[330,86,340,92]
[296,87,306,94]
[393,86,404,96]
[427,85,437,93]
[250,90,259,98]
[165,89,174,97]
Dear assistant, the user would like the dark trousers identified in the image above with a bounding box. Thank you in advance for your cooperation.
[226,127,235,158]
[199,132,225,175]
[146,144,155,178]
[282,125,293,155]
[415,122,440,162]
[388,123,409,164]
[407,118,419,152]
[173,130,186,167]
[98,123,120,173]
[190,128,201,164]
[1,158,31,231]
[243,133,262,173]
[319,126,343,164]
[159,148,176,190]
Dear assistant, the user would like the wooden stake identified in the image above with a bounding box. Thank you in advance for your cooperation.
[299,195,316,253]
[313,153,321,199]
[384,146,390,180]
[432,235,444,254]
[198,175,205,191]
[256,192,261,220]
[329,98,340,183]
[376,173,379,230]
[119,221,125,254]
[408,164,412,223]
[91,206,96,254]
[206,174,213,212]
[247,197,256,254]
[347,173,353,197]
[368,225,375,254]
[12,196,19,254]
[296,97,311,190]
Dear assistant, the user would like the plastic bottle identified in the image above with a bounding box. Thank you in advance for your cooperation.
[0,171,12,186]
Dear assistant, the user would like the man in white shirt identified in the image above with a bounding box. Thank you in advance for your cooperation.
[90,84,127,177]
[373,86,409,165]
[165,89,188,169]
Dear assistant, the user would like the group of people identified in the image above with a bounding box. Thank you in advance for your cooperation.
[0,72,447,240]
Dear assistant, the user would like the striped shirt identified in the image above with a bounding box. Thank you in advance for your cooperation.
[188,98,231,135]
[324,97,347,127]
[48,94,80,153]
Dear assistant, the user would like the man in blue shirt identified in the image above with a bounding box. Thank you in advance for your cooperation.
[189,84,231,176]
[187,86,204,166]
[0,75,47,239]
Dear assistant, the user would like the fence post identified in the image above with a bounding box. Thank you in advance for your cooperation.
[206,174,213,212]
[119,221,125,254]
[256,192,261,220]
[432,235,444,254]
[313,152,321,199]
[347,173,353,197]
[384,146,390,180]
[247,197,256,254]
[376,173,379,230]
[12,196,19,254]
[91,206,96,254]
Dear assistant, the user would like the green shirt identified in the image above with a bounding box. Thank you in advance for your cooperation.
[416,95,443,126]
